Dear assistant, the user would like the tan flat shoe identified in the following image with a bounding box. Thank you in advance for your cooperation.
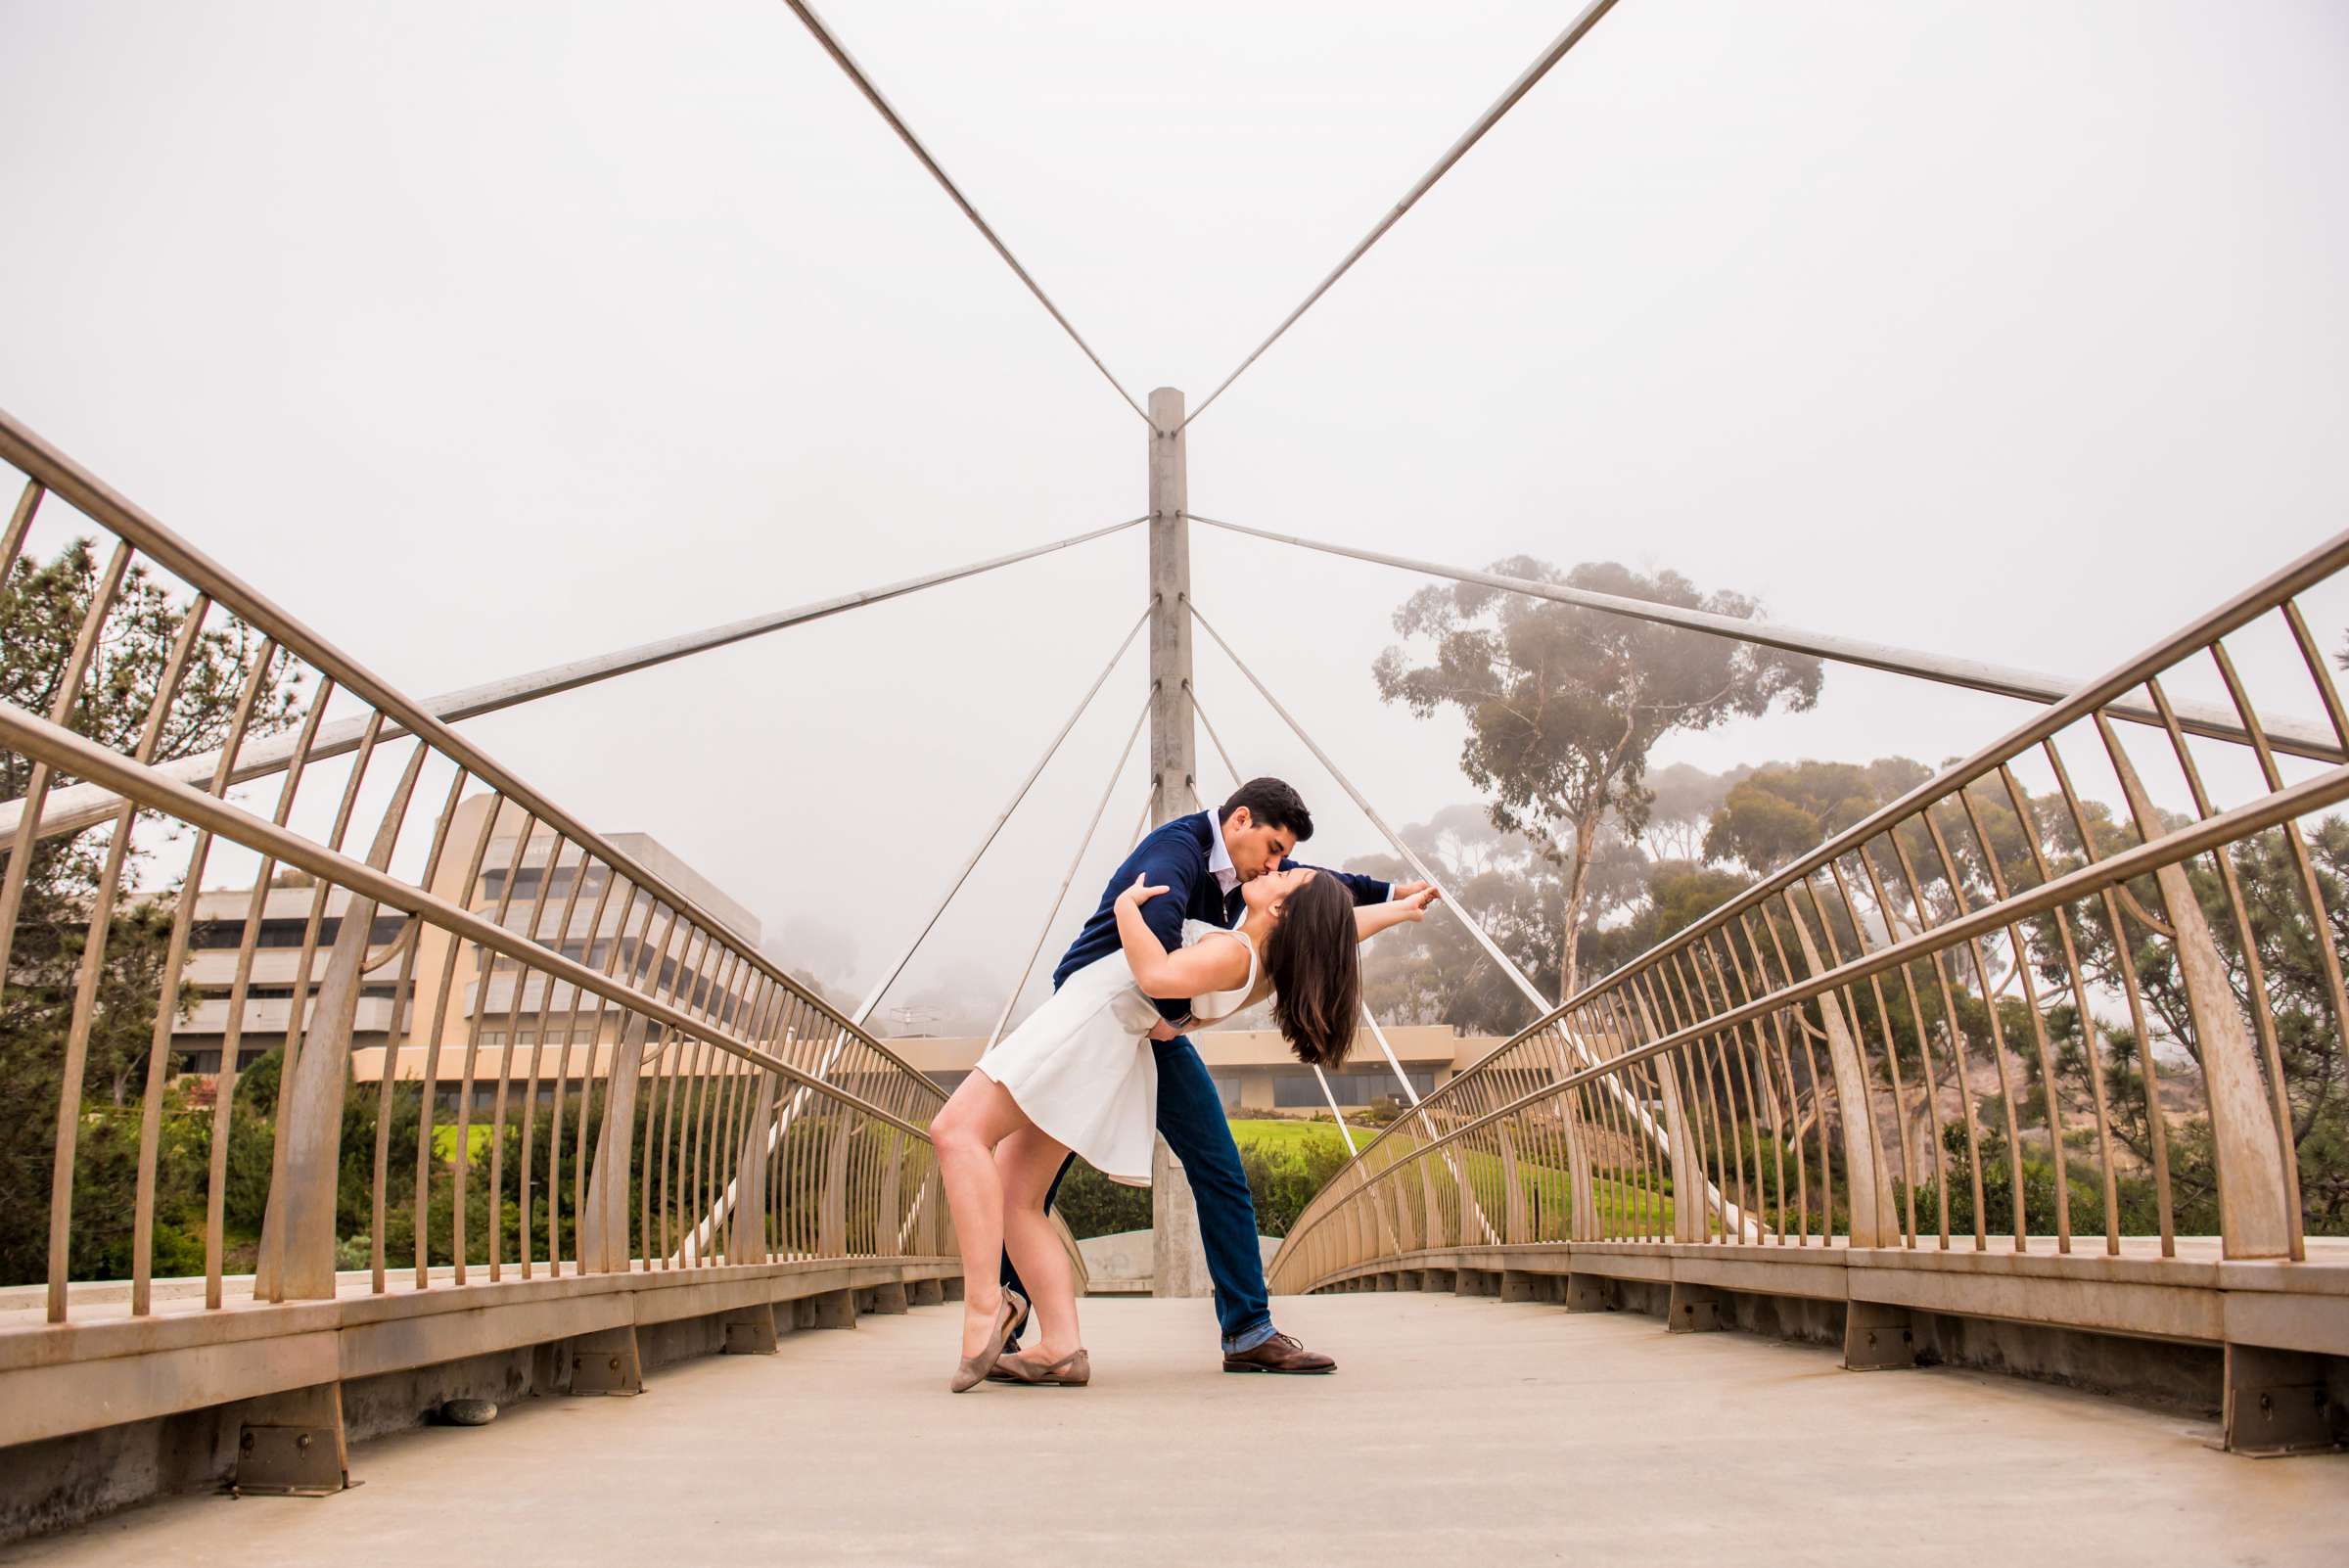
[1005,1288,1030,1347]
[992,1346,1090,1387]
[948,1287,1027,1394]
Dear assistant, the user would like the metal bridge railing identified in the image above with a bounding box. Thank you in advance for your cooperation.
[0,410,962,1327]
[1270,532,2349,1293]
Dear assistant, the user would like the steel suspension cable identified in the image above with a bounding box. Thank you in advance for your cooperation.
[1189,685,1432,1118]
[850,603,1153,1027]
[985,698,1154,1049]
[743,606,1154,1218]
[1189,709,1367,1156]
[1189,613,1550,1019]
[1189,600,1750,1236]
[1186,681,1241,786]
[0,505,1147,845]
[779,1,1152,426]
[1188,511,2345,763]
[1178,0,1624,432]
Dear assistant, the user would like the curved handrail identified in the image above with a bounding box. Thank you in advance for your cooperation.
[1273,532,2349,1287]
[0,408,940,1093]
[0,424,959,1322]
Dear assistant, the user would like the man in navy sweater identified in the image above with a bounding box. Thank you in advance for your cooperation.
[1000,776,1429,1373]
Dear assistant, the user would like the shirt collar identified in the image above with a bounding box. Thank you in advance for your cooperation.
[1204,809,1238,895]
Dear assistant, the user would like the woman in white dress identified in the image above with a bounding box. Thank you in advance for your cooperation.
[928,864,1438,1390]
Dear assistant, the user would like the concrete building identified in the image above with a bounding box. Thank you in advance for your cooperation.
[169,794,760,1090]
[171,882,409,1074]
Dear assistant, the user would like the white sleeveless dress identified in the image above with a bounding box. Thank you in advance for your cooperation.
[975,918,1259,1184]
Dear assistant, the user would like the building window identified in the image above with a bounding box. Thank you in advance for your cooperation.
[478,864,609,905]
[189,913,405,950]
[1336,1065,1435,1100]
[179,1046,276,1076]
[1272,1071,1327,1108]
[1272,1066,1433,1106]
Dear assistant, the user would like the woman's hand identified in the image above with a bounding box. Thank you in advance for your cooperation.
[1117,873,1169,909]
[1357,882,1442,943]
[1113,874,1236,1001]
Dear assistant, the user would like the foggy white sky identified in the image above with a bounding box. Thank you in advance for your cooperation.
[4,2,2346,1029]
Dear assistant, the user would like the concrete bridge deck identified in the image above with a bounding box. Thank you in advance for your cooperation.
[7,1296,2341,1567]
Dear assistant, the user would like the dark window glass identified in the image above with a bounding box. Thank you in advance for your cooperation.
[190,912,405,950]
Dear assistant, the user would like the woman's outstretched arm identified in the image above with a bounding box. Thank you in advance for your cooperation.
[1355,884,1440,943]
[1114,876,1252,999]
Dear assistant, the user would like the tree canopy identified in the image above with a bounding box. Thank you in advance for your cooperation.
[1,538,299,1283]
[1373,558,1821,999]
[1703,757,1932,873]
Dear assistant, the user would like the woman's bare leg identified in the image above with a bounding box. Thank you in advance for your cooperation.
[997,1126,1082,1360]
[930,1072,1036,1359]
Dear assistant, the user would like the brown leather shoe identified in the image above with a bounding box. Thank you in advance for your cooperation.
[1221,1331,1335,1375]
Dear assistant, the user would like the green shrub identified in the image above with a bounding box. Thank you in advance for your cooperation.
[1242,1136,1353,1237]
[1053,1159,1153,1239]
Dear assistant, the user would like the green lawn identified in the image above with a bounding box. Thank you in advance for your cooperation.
[1227,1118,1383,1158]
[1213,1117,1691,1241]
[1232,1117,1681,1239]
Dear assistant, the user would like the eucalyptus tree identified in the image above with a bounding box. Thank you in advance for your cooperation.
[1374,558,1821,1001]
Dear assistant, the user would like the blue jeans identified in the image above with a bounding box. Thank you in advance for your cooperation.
[1001,1035,1277,1355]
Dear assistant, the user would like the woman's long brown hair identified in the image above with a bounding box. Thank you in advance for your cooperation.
[1266,872,1360,1068]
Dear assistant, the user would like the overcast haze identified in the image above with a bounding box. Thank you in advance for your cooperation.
[4,1,2346,1029]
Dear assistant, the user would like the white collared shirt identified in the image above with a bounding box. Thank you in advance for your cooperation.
[1205,808,1239,899]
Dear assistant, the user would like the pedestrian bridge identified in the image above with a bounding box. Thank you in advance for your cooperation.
[5,0,2348,1552]
[7,1294,2341,1568]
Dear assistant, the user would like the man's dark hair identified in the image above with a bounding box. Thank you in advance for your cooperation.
[1221,777,1313,842]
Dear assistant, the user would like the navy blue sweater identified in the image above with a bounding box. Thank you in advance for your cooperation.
[1050,812,1392,1024]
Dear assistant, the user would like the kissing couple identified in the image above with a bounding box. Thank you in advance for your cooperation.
[929,776,1437,1390]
